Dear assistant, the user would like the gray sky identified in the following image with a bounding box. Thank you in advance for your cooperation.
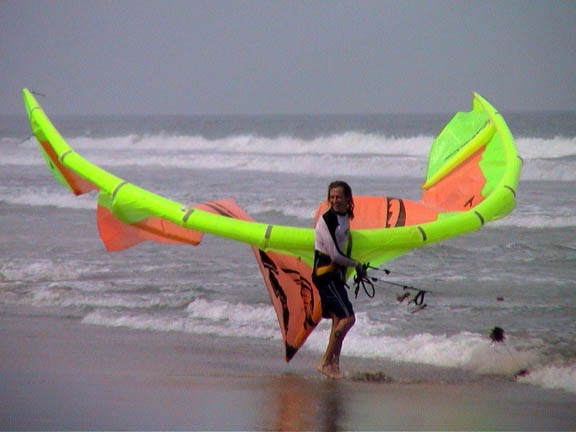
[1,0,574,115]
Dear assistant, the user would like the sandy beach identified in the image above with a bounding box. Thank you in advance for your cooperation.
[1,306,573,431]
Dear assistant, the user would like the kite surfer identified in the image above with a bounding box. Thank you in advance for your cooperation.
[313,180,366,378]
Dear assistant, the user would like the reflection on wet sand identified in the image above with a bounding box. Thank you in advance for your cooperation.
[266,374,344,432]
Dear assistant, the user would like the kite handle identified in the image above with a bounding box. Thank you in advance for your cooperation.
[352,269,376,299]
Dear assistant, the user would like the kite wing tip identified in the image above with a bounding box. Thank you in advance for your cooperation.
[285,344,298,362]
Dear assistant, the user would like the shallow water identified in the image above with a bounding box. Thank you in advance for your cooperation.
[1,110,575,394]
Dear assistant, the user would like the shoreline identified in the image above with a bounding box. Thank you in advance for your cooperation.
[1,307,574,430]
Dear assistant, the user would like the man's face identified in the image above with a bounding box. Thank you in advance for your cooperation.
[329,186,349,214]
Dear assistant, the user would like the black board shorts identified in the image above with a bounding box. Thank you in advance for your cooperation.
[313,273,354,319]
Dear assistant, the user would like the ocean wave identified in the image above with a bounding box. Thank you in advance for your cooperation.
[515,136,576,159]
[245,203,317,220]
[82,298,280,340]
[3,185,574,229]
[80,299,576,395]
[0,187,97,210]
[26,284,193,310]
[518,363,576,395]
[305,313,539,373]
[3,133,575,181]
[0,259,91,282]
[5,133,575,159]
[490,212,576,229]
[3,152,575,182]
[6,132,433,155]
[82,299,528,376]
[4,281,572,394]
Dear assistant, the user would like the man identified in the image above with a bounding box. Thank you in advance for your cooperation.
[313,180,365,379]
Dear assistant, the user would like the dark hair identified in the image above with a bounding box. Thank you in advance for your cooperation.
[327,180,355,219]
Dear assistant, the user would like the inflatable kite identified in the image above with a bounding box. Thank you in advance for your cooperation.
[22,89,521,361]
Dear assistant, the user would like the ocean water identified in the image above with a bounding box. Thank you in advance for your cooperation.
[1,110,575,395]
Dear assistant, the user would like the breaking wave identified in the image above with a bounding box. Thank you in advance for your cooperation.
[2,134,575,180]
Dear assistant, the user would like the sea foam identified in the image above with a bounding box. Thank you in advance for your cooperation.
[518,363,576,395]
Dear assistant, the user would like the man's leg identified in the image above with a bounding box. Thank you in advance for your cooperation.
[331,314,355,370]
[319,314,355,378]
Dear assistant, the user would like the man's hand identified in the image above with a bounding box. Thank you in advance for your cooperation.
[355,262,367,278]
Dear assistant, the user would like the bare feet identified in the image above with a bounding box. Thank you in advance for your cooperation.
[317,363,345,379]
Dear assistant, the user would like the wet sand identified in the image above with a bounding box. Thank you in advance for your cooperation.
[1,307,574,431]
